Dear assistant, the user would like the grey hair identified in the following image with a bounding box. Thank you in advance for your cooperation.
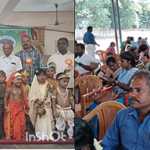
[2,39,14,48]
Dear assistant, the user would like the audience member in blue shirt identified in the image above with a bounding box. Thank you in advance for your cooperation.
[83,26,99,46]
[113,51,138,105]
[86,101,99,139]
[102,70,150,150]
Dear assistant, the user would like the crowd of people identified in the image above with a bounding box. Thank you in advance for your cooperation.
[0,34,74,141]
[75,26,150,149]
[1,24,150,148]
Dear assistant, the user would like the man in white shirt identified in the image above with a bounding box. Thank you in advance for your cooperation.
[47,37,74,88]
[0,40,22,79]
[75,43,99,75]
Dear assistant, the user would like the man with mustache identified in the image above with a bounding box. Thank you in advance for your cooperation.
[75,43,99,76]
[102,70,150,149]
[16,35,41,84]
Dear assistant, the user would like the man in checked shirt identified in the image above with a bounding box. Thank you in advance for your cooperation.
[16,35,41,85]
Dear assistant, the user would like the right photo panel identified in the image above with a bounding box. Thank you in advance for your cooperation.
[75,0,150,149]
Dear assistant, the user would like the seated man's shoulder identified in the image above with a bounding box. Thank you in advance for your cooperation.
[118,107,130,114]
[116,107,134,121]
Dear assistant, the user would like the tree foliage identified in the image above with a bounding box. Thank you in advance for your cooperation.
[76,0,150,29]
[138,3,150,28]
[75,0,111,29]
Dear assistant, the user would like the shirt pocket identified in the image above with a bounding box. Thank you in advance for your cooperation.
[120,123,137,145]
[10,62,17,71]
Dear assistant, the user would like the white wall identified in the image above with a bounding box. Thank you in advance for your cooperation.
[0,11,74,54]
[44,30,74,55]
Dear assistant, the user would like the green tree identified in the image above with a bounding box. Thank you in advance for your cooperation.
[75,0,112,29]
[75,0,138,29]
[119,0,137,29]
[138,3,150,28]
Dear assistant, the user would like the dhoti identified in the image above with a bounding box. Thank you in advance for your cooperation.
[56,104,74,121]
[55,105,74,138]
[85,44,96,58]
[4,100,25,140]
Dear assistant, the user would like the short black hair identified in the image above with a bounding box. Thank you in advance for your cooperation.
[58,37,69,46]
[138,37,142,40]
[74,118,96,150]
[106,56,116,66]
[138,44,149,53]
[35,68,46,76]
[120,51,136,67]
[130,36,134,41]
[87,26,93,31]
[110,42,115,46]
[77,43,85,50]
[0,70,6,77]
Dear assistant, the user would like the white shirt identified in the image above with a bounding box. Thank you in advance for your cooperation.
[0,54,22,79]
[47,51,74,88]
[47,51,74,74]
[75,53,99,75]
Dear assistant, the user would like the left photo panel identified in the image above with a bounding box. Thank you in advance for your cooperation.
[0,0,74,149]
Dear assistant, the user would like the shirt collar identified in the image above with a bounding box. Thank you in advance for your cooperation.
[128,107,150,120]
[23,47,33,52]
[128,108,139,119]
[2,54,13,58]
[57,51,71,55]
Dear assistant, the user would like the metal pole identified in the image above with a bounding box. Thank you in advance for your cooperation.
[111,0,119,53]
[116,0,122,47]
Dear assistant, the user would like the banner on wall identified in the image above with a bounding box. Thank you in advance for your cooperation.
[0,26,31,54]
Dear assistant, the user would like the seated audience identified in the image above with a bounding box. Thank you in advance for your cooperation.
[106,42,116,54]
[113,51,138,105]
[102,70,150,149]
[75,43,99,76]
[75,118,96,150]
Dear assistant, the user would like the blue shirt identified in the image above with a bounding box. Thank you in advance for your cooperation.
[83,31,96,44]
[86,101,99,138]
[114,67,138,95]
[102,108,150,150]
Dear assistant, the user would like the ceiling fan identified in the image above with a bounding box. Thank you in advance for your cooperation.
[48,3,63,26]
